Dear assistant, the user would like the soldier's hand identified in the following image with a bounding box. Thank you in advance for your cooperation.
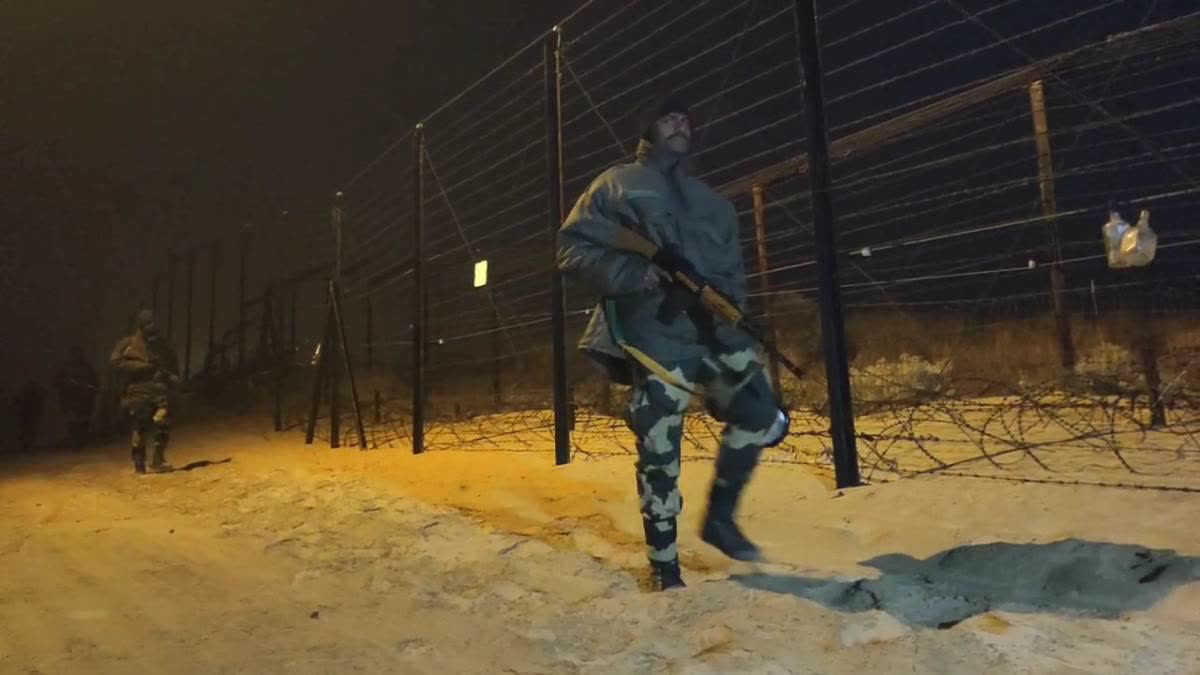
[641,265,671,290]
[651,245,701,283]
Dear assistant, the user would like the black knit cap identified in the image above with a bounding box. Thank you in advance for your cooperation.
[635,93,690,142]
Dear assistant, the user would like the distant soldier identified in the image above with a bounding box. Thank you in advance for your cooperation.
[54,346,98,447]
[109,309,179,473]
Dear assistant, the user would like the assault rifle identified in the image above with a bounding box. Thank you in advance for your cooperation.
[612,227,805,382]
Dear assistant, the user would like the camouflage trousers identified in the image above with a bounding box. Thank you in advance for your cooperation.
[124,398,170,466]
[626,348,783,565]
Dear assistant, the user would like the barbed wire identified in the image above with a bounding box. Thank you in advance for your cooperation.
[195,2,1200,495]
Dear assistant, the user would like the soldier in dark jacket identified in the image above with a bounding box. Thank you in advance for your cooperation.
[109,309,179,473]
[558,95,788,590]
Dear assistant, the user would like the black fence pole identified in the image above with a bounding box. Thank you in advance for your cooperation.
[207,241,219,370]
[289,280,297,360]
[165,250,176,341]
[273,345,284,434]
[237,224,250,373]
[328,195,344,449]
[330,296,341,448]
[545,26,571,466]
[259,286,273,361]
[412,125,426,455]
[183,247,195,381]
[366,296,374,370]
[332,281,368,449]
[794,0,860,488]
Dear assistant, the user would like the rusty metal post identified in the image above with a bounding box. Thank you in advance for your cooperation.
[1029,80,1076,370]
[752,185,782,393]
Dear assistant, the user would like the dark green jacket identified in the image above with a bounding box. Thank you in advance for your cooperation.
[557,138,752,380]
[109,331,179,407]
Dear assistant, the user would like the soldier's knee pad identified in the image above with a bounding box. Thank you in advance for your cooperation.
[724,379,789,449]
[724,375,776,425]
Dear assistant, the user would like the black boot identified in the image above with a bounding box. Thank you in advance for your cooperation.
[132,449,146,475]
[650,560,686,591]
[701,481,763,562]
[701,516,762,561]
[640,515,685,590]
[150,447,170,473]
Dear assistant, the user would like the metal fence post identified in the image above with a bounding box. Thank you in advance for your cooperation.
[207,241,219,370]
[1028,80,1076,370]
[237,223,250,372]
[166,250,176,341]
[289,280,298,359]
[329,195,344,448]
[183,247,195,380]
[752,185,782,393]
[413,124,426,455]
[794,0,860,488]
[366,295,374,370]
[546,26,572,466]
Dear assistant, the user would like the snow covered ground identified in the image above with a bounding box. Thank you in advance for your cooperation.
[2,414,1199,674]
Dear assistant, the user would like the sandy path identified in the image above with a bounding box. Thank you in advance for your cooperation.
[2,419,1199,674]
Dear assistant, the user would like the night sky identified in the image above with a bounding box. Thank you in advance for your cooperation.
[1,1,563,388]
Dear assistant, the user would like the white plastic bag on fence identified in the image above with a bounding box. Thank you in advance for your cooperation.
[1102,208,1157,268]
